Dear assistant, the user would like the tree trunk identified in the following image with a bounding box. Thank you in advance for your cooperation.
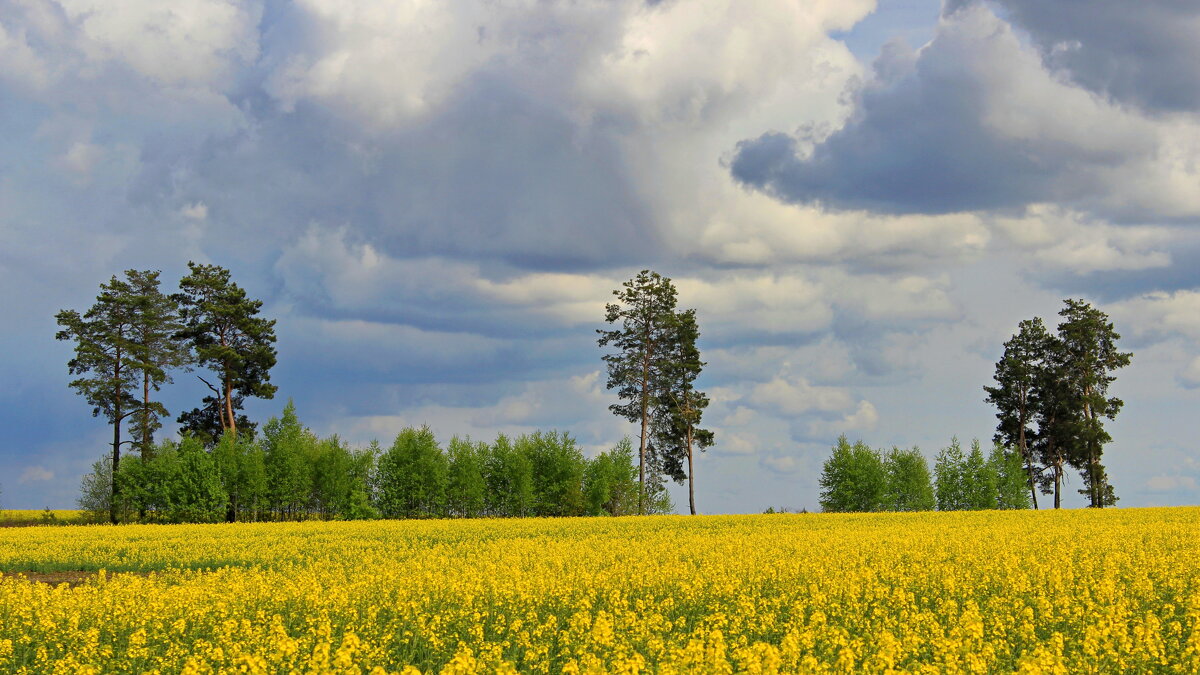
[111,403,121,525]
[142,370,152,457]
[111,351,122,525]
[224,373,237,437]
[1018,401,1037,510]
[1053,459,1062,509]
[638,350,650,516]
[686,424,696,516]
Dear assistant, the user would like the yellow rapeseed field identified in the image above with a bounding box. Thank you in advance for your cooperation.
[1,508,1197,673]
[0,509,86,525]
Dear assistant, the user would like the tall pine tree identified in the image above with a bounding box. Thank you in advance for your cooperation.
[598,270,678,515]
[1056,299,1130,508]
[174,262,277,437]
[652,308,713,515]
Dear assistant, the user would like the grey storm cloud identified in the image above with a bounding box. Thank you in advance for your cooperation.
[729,2,1164,217]
[949,0,1200,114]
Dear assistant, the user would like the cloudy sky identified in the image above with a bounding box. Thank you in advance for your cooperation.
[3,0,1199,512]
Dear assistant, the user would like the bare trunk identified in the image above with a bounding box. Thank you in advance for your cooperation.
[1053,458,1062,509]
[111,352,122,526]
[686,424,696,516]
[1024,450,1039,510]
[111,401,121,525]
[638,349,650,516]
[142,371,152,457]
[1018,399,1037,509]
[224,373,237,438]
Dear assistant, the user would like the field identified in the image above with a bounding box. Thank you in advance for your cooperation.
[0,509,1197,673]
[0,510,87,527]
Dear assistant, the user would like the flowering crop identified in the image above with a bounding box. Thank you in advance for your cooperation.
[1,508,1198,673]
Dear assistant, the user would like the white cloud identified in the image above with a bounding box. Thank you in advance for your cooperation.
[1179,357,1200,389]
[748,376,855,417]
[991,206,1171,274]
[1111,290,1200,343]
[19,466,54,483]
[180,202,208,221]
[56,0,262,89]
[760,454,800,474]
[805,400,879,437]
[1144,475,1197,493]
[715,430,758,456]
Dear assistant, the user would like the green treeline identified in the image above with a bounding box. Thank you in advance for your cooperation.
[818,436,1030,513]
[78,402,671,523]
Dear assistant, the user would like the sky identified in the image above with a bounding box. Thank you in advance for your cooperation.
[2,0,1199,512]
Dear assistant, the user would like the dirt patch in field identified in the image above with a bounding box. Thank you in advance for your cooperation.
[1,570,151,588]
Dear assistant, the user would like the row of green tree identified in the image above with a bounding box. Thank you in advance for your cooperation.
[985,299,1130,508]
[57,264,279,523]
[79,402,671,523]
[818,436,1031,513]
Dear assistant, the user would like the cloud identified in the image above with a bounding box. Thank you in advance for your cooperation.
[760,454,800,474]
[1180,357,1200,390]
[19,466,54,483]
[971,0,1200,114]
[180,202,208,221]
[803,400,879,439]
[990,206,1172,275]
[730,2,1200,220]
[748,376,855,417]
[1144,475,1198,493]
[1110,290,1200,344]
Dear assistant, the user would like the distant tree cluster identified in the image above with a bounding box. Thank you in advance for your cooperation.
[985,299,1131,508]
[599,270,713,515]
[818,436,1030,513]
[79,401,668,523]
[57,264,277,523]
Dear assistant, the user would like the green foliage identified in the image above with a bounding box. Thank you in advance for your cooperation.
[934,438,968,511]
[882,446,935,512]
[377,426,448,518]
[819,436,886,513]
[584,438,640,516]
[483,434,534,518]
[990,443,1033,510]
[446,437,487,518]
[262,400,313,519]
[519,430,586,517]
[962,439,998,510]
[77,455,113,519]
[116,436,228,523]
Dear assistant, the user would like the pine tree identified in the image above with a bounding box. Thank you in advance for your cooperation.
[123,270,191,459]
[652,308,714,515]
[985,317,1054,509]
[598,270,679,514]
[174,262,277,438]
[57,274,141,524]
[1056,299,1130,508]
